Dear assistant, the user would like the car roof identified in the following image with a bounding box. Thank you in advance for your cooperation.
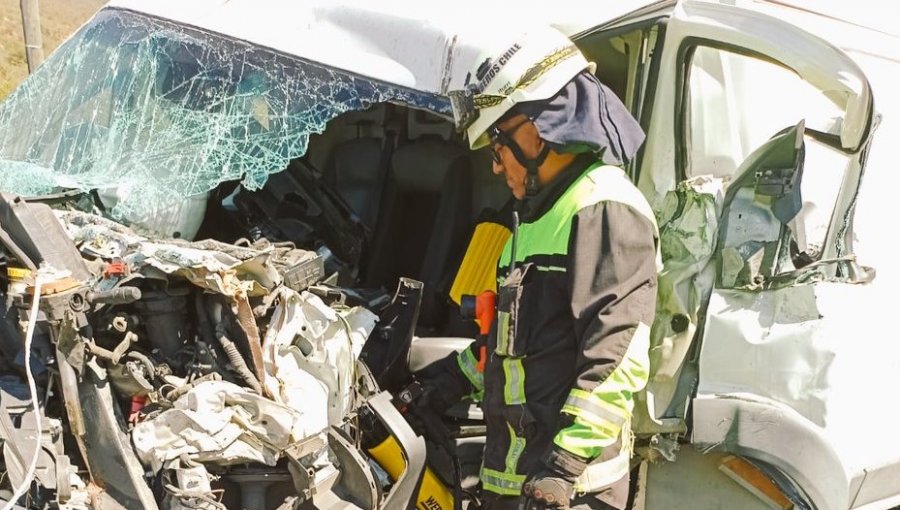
[105,0,666,94]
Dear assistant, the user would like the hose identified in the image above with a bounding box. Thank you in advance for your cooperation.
[2,271,45,510]
[206,298,261,394]
[165,372,222,402]
[126,351,157,381]
[216,330,262,394]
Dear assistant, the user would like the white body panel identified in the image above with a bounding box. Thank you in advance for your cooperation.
[107,0,658,94]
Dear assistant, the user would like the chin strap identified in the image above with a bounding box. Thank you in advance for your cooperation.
[498,132,551,198]
[523,144,550,198]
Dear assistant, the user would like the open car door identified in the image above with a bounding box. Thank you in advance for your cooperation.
[631,1,886,508]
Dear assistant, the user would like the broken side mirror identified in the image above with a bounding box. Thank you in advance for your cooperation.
[716,121,805,289]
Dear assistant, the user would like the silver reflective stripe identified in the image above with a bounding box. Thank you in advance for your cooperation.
[565,391,627,429]
[574,422,633,492]
[505,423,527,473]
[456,348,484,393]
[497,311,510,355]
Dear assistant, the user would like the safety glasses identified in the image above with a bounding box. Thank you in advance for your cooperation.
[488,118,529,164]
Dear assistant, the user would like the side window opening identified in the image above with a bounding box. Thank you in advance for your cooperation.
[684,45,851,286]
[579,25,659,115]
[578,23,660,178]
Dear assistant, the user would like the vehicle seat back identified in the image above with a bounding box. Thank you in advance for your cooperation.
[364,111,473,329]
[323,105,394,230]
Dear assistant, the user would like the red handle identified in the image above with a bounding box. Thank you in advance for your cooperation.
[477,345,487,373]
[476,291,496,335]
[475,291,496,373]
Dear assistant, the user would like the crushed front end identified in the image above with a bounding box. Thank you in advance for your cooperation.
[0,194,427,510]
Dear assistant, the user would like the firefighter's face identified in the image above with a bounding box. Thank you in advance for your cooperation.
[490,114,543,200]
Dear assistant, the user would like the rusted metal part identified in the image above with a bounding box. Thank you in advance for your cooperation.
[233,295,267,395]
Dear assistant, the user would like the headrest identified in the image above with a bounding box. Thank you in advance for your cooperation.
[342,103,389,127]
[391,140,468,192]
[407,108,454,141]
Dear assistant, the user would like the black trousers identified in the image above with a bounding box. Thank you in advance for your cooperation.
[481,494,618,510]
[480,469,627,510]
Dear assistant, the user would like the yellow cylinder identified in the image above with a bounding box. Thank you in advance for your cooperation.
[367,434,455,510]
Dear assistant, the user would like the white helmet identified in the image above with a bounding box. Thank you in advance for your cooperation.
[449,25,595,150]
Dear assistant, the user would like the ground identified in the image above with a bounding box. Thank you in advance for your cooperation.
[0,0,104,98]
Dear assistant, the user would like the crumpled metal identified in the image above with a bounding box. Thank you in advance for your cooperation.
[634,176,723,429]
[262,287,377,428]
[57,210,280,296]
[131,380,314,472]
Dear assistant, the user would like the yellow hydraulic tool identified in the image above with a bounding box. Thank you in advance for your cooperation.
[364,415,455,510]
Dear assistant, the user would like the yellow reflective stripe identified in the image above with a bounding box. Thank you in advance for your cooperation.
[554,323,651,459]
[481,424,528,496]
[499,163,660,268]
[496,311,510,354]
[502,357,526,405]
[561,405,620,440]
[456,348,484,399]
[602,323,651,398]
[505,423,527,474]
[554,423,618,453]
[573,422,633,492]
[481,468,526,496]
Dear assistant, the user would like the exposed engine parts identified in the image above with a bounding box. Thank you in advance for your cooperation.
[0,195,427,510]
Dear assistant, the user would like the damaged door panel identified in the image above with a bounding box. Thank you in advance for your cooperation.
[631,1,883,508]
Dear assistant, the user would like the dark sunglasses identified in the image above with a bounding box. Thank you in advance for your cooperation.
[488,118,529,164]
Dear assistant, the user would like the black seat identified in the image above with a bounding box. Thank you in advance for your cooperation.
[323,105,395,231]
[364,111,473,330]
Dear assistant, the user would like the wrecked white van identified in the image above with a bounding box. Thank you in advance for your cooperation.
[0,0,897,509]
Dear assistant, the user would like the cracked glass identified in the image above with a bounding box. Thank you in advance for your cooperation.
[0,8,449,226]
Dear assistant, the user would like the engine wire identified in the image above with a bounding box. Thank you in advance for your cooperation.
[2,271,45,510]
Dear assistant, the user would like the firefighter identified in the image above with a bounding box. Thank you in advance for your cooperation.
[419,26,661,510]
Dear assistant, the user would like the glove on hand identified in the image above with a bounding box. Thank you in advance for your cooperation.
[401,379,452,415]
[520,447,590,510]
[520,469,574,510]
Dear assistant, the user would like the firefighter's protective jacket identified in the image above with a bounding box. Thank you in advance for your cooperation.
[427,155,659,508]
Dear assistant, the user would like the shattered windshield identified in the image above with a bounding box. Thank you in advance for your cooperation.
[0,8,448,224]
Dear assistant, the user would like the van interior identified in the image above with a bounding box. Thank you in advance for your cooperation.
[190,27,644,339]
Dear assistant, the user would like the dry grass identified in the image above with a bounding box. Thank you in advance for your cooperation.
[0,0,105,98]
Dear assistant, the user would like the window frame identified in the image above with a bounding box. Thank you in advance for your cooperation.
[573,17,668,182]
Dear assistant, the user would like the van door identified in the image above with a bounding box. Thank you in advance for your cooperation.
[633,1,880,508]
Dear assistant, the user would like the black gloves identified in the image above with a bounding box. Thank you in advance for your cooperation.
[413,352,473,413]
[521,448,589,509]
[400,375,458,417]
[521,469,575,509]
